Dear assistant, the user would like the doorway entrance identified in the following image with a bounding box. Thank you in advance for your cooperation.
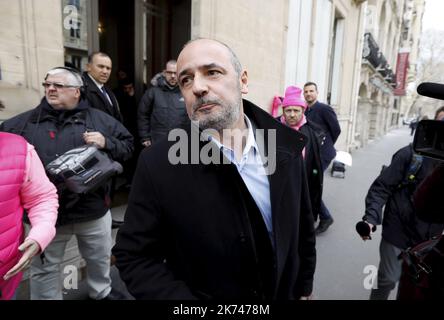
[98,0,135,90]
[96,0,191,97]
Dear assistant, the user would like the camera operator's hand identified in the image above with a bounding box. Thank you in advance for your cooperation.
[83,131,106,149]
[356,221,375,241]
[142,139,152,148]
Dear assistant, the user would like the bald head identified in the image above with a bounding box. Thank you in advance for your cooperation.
[176,38,249,133]
[179,39,242,76]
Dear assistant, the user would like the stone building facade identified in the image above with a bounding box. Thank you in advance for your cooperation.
[284,0,367,152]
[356,0,425,148]
[0,0,64,121]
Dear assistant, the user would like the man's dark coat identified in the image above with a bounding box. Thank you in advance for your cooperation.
[83,72,123,122]
[113,99,316,300]
[299,121,324,221]
[137,76,189,143]
[364,145,443,249]
[305,101,341,169]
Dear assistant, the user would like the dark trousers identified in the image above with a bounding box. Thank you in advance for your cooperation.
[319,157,333,221]
[319,200,332,220]
[370,239,403,300]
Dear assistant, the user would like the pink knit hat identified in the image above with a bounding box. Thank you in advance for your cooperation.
[282,86,307,109]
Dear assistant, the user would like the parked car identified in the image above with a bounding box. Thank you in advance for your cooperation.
[402,116,417,125]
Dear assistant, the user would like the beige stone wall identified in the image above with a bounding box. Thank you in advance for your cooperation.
[0,0,64,120]
[331,0,366,152]
[357,0,408,144]
[400,0,426,119]
[191,0,288,111]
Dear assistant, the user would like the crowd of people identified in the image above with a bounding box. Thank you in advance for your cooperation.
[0,39,442,300]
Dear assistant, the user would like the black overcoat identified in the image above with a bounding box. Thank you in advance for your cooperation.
[113,100,316,300]
[299,121,324,221]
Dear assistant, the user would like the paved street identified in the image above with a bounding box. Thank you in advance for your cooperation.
[313,126,413,299]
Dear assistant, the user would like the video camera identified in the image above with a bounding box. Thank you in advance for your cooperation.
[413,82,444,160]
[397,83,444,301]
[356,82,444,235]
[411,82,444,224]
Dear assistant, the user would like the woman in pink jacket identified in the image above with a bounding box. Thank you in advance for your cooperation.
[0,132,58,300]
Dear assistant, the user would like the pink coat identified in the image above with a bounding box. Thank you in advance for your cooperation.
[0,132,58,300]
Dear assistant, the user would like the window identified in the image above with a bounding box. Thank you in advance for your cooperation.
[70,21,81,38]
[71,56,82,70]
[68,0,80,9]
[327,14,344,108]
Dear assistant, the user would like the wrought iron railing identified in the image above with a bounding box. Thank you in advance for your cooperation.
[362,32,380,67]
[362,32,396,88]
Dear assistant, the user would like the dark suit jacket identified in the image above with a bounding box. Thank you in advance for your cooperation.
[113,99,316,300]
[83,72,123,122]
[305,101,341,169]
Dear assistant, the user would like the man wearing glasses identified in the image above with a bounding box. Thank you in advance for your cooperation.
[138,60,189,147]
[0,67,133,300]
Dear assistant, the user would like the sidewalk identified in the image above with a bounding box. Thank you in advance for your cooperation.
[313,126,414,299]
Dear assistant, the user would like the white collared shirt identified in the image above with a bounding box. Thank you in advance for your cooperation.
[209,116,274,246]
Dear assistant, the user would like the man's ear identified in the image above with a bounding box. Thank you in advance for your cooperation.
[85,63,91,72]
[240,70,248,94]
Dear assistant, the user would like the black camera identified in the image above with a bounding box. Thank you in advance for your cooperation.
[413,82,444,160]
[413,119,444,160]
[411,82,444,224]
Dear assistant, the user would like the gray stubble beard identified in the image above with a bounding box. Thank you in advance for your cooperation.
[191,93,242,133]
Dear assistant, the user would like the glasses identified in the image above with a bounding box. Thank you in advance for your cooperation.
[42,82,79,89]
